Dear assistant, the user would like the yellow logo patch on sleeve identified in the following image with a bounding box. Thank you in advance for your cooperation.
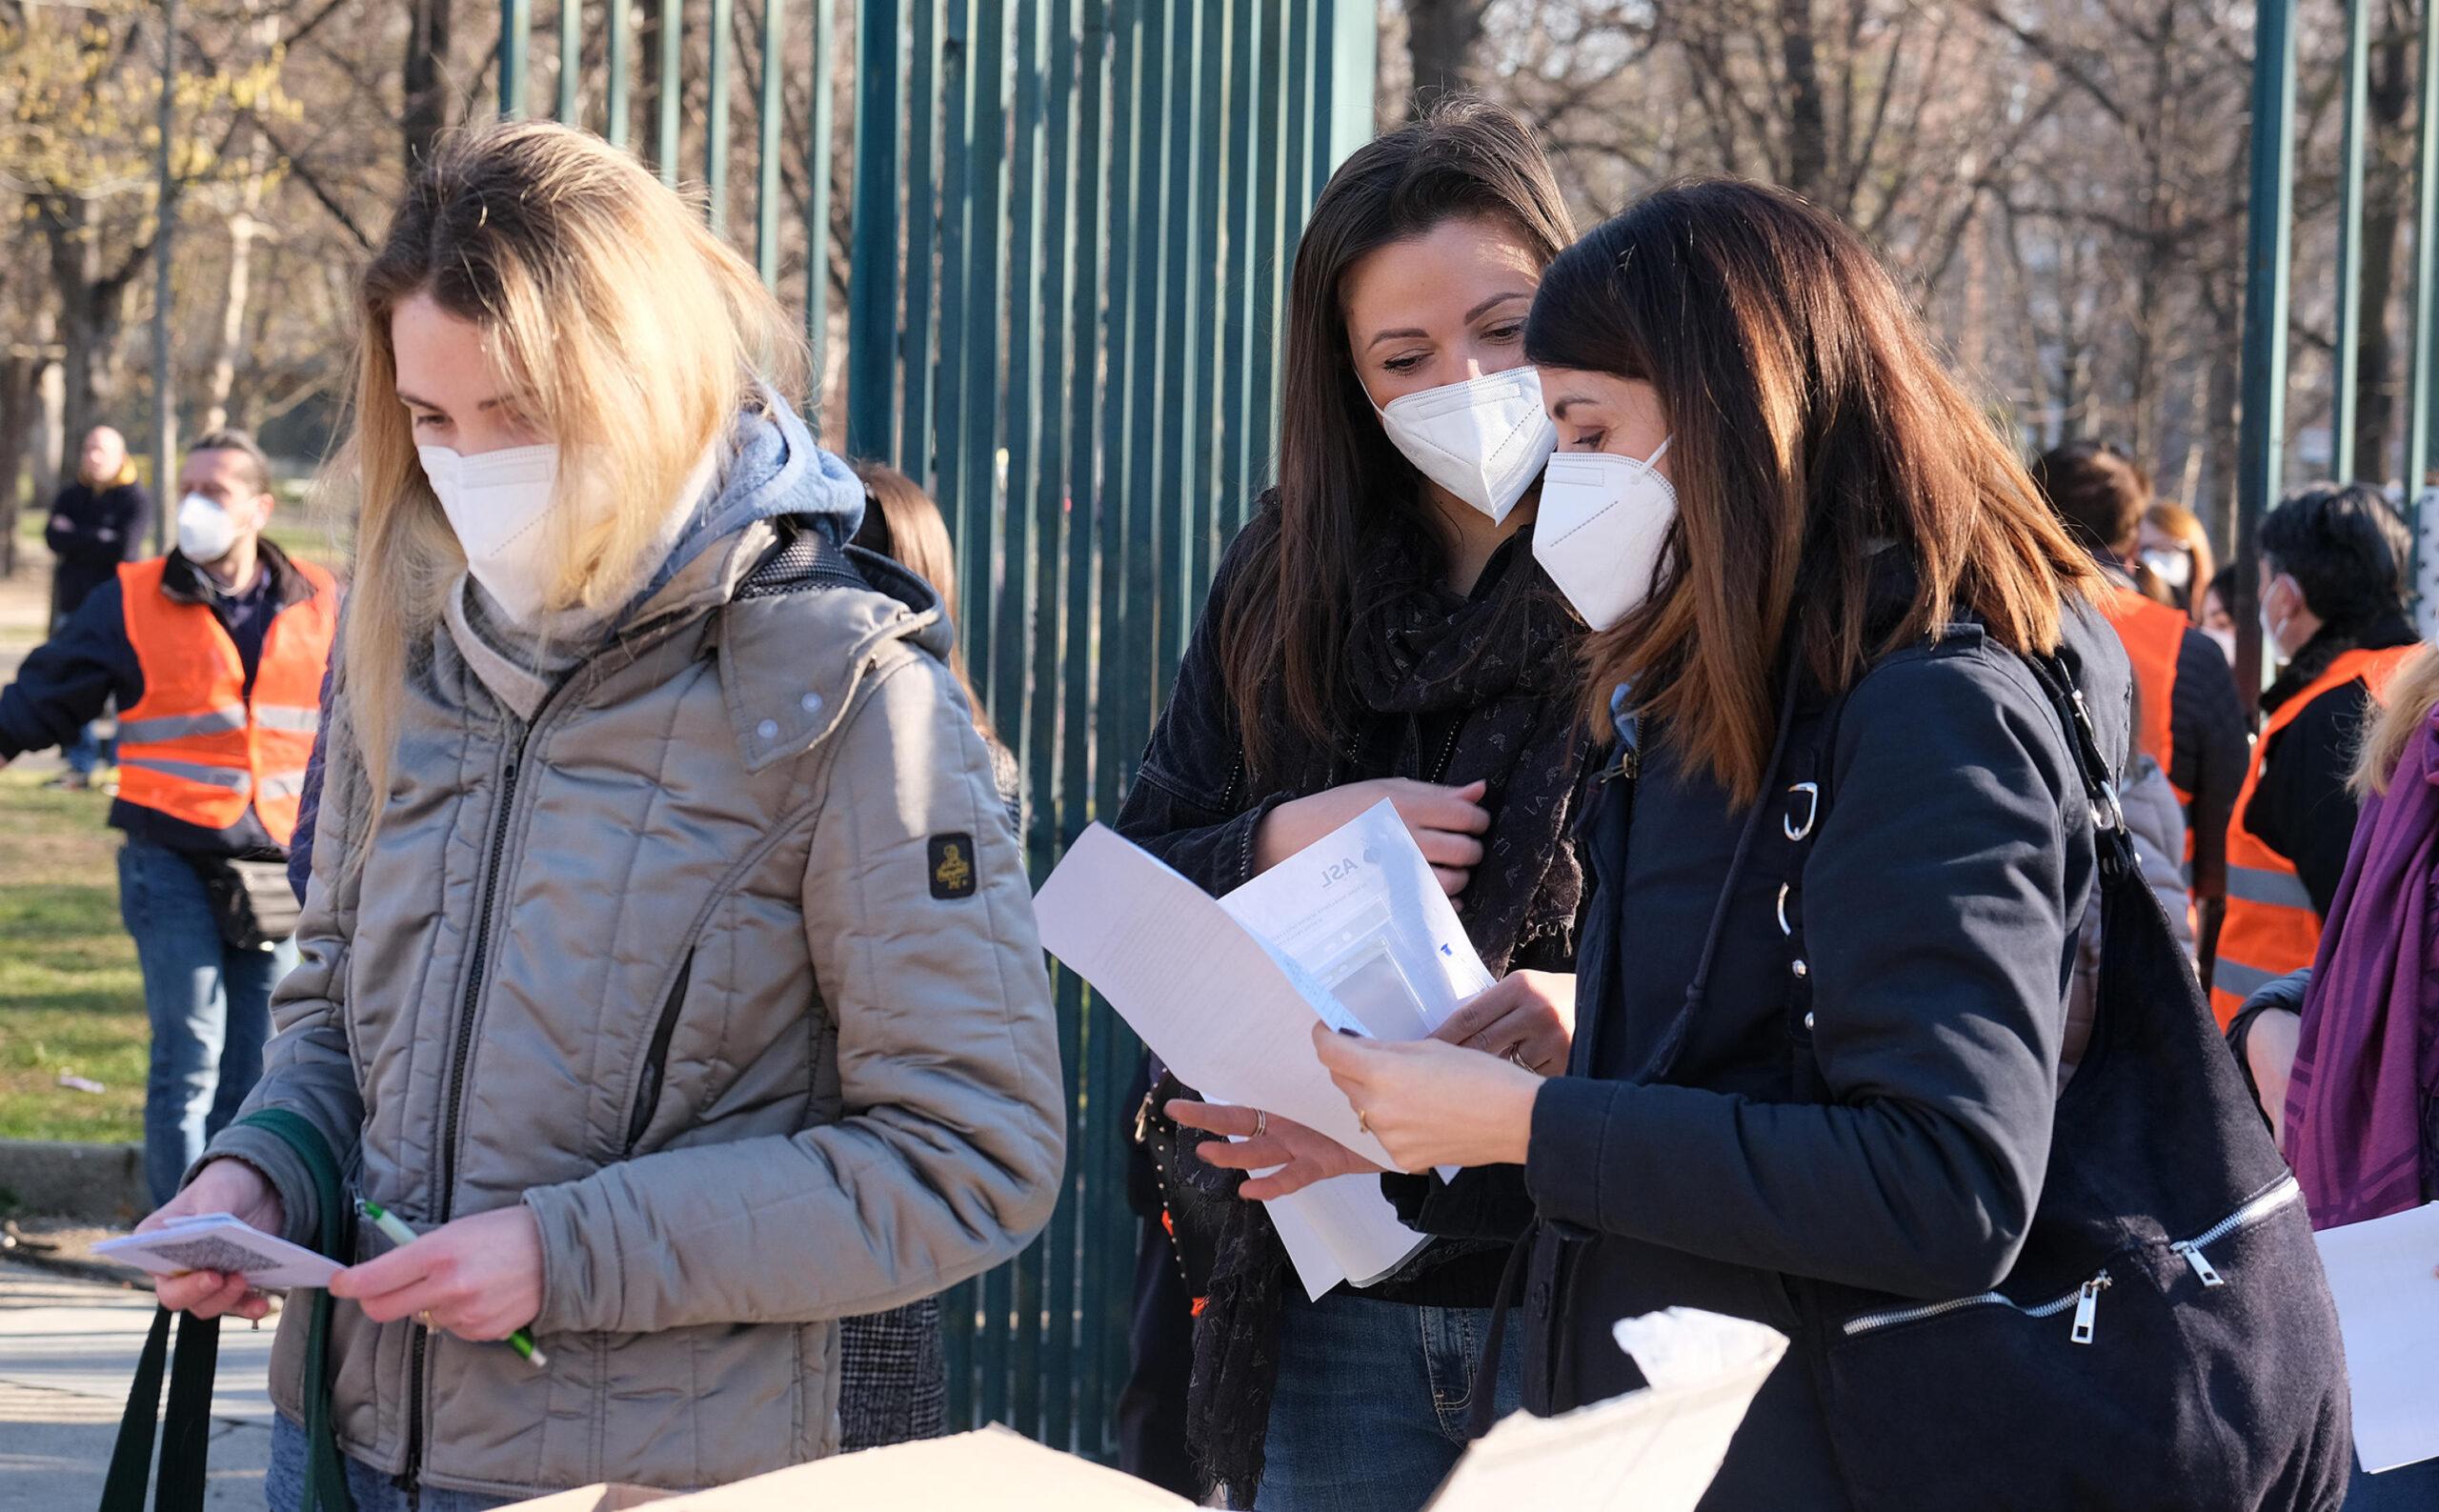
[929,834,978,899]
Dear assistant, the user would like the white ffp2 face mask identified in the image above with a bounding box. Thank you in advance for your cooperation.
[175,494,242,566]
[417,443,568,623]
[1531,437,1676,631]
[1375,367,1559,526]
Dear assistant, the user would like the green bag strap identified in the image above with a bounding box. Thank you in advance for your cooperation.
[230,1107,356,1512]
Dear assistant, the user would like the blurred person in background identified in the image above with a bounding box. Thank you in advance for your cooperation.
[0,429,333,1203]
[2210,483,2423,1025]
[2031,442,2246,966]
[2201,565,2242,666]
[2140,500,2215,620]
[43,424,155,788]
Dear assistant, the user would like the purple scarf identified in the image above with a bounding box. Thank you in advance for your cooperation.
[2284,704,2439,1229]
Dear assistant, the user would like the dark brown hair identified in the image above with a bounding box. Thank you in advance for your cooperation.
[851,461,997,743]
[1216,96,1574,774]
[1525,179,2100,805]
[2028,442,2150,557]
[188,428,274,497]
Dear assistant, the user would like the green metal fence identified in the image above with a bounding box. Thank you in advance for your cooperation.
[2238,0,2438,699]
[494,0,1376,1458]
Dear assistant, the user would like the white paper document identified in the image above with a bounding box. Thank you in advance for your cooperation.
[94,1213,342,1290]
[1425,1308,1788,1511]
[2312,1200,2439,1475]
[1034,802,1497,1297]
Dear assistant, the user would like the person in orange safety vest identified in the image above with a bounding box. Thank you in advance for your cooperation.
[0,429,337,1202]
[2029,443,2248,962]
[2210,482,2422,1025]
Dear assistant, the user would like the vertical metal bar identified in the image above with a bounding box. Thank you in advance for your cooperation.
[150,0,176,555]
[1124,0,1171,772]
[500,0,532,116]
[655,0,682,185]
[935,0,976,561]
[1153,0,1201,692]
[2235,0,2297,721]
[1031,0,1082,1451]
[607,0,635,149]
[706,0,734,231]
[803,0,836,428]
[1320,0,1375,171]
[754,0,784,284]
[1216,0,1257,545]
[2333,0,2369,482]
[557,0,580,121]
[1248,0,1287,506]
[1084,0,1144,1442]
[1189,0,1226,601]
[848,0,904,458]
[902,0,943,485]
[1059,0,1111,1447]
[1281,0,1312,227]
[2405,0,2439,497]
[967,0,1011,696]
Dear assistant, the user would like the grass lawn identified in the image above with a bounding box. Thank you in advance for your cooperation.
[0,769,146,1143]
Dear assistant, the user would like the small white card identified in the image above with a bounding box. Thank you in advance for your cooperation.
[2313,1200,2439,1475]
[94,1213,342,1290]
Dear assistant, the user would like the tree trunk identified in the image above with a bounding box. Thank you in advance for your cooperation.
[2349,12,2414,484]
[403,0,455,168]
[0,353,42,579]
[1777,0,1831,204]
[204,135,272,433]
[1404,0,1484,114]
[39,196,141,462]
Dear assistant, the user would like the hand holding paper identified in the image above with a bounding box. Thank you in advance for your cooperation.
[1312,1024,1542,1171]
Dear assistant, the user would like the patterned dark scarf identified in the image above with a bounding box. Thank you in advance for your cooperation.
[1178,526,1589,1502]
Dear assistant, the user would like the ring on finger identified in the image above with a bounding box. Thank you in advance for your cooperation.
[418,1310,436,1331]
[1357,1110,1372,1135]
[1253,1109,1268,1139]
[1507,1047,1529,1069]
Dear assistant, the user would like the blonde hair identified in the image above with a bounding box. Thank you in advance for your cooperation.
[2352,644,2439,797]
[336,120,804,831]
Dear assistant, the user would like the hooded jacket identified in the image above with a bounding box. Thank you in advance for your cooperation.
[201,400,1066,1498]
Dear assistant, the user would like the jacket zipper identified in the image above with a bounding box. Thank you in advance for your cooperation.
[1838,1174,2303,1347]
[1842,1271,2111,1343]
[404,669,582,1497]
[2169,1174,2301,1288]
[623,952,697,1156]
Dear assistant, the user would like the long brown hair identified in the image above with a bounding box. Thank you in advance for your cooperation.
[1525,179,2100,806]
[850,461,997,743]
[1216,97,1574,775]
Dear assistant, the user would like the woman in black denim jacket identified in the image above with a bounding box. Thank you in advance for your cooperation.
[1115,99,1593,1512]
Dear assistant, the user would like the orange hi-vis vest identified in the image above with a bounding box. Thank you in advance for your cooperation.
[2207,644,2419,1026]
[2099,582,2189,803]
[114,555,337,847]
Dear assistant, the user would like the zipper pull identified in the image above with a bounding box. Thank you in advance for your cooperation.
[1134,1091,1157,1146]
[2071,1274,2107,1344]
[2173,1241,2226,1288]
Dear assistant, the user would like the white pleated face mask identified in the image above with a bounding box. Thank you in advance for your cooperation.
[1531,437,1676,631]
[175,494,241,565]
[417,443,569,624]
[1375,367,1560,525]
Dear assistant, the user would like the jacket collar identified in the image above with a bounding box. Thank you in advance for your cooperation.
[162,538,316,612]
[719,538,952,774]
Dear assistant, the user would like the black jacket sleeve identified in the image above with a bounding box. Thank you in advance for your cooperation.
[1523,649,2080,1299]
[2247,684,2369,917]
[1111,530,1297,897]
[0,581,141,760]
[2168,628,2246,901]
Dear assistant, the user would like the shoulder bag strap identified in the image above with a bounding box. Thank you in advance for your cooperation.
[230,1107,354,1512]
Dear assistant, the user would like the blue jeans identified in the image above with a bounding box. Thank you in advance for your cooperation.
[2349,1453,2439,1509]
[118,838,296,1205]
[64,721,110,776]
[1251,1287,1522,1512]
[267,1415,520,1512]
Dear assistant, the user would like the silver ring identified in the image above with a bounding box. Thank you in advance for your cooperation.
[1253,1109,1268,1139]
[1507,1047,1529,1069]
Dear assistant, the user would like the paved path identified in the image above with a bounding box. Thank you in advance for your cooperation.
[0,1261,273,1509]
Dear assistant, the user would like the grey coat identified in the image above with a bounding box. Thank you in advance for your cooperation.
[206,513,1064,1500]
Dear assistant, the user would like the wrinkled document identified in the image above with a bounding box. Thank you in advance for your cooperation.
[1035,801,1496,1296]
[1426,1309,1788,1511]
[2314,1201,2439,1474]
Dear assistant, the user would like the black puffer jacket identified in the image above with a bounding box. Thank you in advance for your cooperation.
[1518,599,2129,1507]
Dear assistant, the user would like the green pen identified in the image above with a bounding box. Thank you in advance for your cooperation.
[356,1199,549,1368]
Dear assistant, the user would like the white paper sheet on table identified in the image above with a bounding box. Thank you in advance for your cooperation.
[1035,802,1497,1297]
[2312,1200,2439,1474]
[1426,1308,1787,1511]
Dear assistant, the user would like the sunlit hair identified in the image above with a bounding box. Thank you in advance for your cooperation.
[849,461,997,744]
[1526,179,2101,806]
[2353,644,2439,797]
[335,119,805,831]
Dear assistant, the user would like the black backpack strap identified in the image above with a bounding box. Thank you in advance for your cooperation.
[2010,651,2137,884]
